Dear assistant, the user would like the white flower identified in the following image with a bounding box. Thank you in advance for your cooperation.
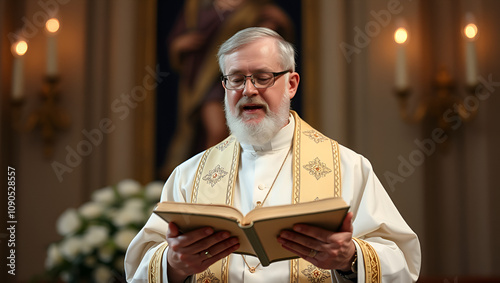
[113,206,145,227]
[114,228,138,251]
[79,202,105,219]
[45,243,63,269]
[60,237,83,260]
[98,245,115,263]
[82,225,109,248]
[56,208,82,236]
[47,178,162,280]
[93,265,113,283]
[117,179,141,197]
[91,186,116,204]
[124,198,145,210]
[145,181,164,201]
[61,271,71,282]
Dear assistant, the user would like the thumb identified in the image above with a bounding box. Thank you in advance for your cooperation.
[340,212,353,233]
[167,222,180,238]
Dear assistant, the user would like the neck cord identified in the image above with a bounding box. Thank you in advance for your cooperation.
[242,145,292,272]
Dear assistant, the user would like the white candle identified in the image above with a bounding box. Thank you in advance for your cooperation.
[394,27,408,90]
[46,18,59,76]
[11,40,28,100]
[12,57,24,100]
[464,23,478,86]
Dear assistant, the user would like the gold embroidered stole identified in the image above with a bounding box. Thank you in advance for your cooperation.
[190,111,337,282]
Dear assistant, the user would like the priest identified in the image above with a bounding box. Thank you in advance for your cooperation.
[125,27,421,283]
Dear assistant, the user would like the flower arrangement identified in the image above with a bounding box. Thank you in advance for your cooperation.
[43,179,163,283]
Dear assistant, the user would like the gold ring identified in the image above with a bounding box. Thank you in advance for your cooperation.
[204,251,212,258]
[308,249,317,258]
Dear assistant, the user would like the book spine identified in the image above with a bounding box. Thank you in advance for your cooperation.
[240,224,270,266]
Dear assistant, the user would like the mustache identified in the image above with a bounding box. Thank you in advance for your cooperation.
[235,97,269,112]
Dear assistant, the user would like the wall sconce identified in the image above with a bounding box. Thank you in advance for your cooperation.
[394,15,479,133]
[11,39,28,131]
[11,18,70,158]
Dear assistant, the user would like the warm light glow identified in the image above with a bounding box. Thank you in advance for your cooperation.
[464,23,478,39]
[394,28,408,44]
[12,40,28,56]
[46,18,60,33]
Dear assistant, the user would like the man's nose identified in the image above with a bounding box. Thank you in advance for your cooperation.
[242,77,258,97]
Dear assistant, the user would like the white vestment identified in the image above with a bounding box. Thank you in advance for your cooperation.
[125,114,421,282]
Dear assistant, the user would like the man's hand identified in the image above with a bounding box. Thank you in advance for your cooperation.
[277,212,356,271]
[166,222,240,283]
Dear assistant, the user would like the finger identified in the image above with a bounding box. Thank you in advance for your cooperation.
[339,212,353,233]
[278,236,316,260]
[290,224,331,244]
[202,236,239,259]
[169,225,214,248]
[202,242,240,267]
[167,222,180,238]
[278,231,318,253]
[187,231,232,255]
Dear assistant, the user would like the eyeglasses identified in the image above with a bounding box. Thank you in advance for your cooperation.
[221,70,291,90]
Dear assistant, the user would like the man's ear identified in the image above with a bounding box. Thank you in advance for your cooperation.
[287,72,300,99]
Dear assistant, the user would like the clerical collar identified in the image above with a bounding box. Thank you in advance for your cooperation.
[239,113,295,152]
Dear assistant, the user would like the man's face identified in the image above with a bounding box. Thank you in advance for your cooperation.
[222,38,299,128]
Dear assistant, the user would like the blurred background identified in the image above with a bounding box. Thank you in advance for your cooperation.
[1,0,499,282]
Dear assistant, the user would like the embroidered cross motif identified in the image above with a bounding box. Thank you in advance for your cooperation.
[303,130,327,143]
[216,137,235,151]
[300,265,331,283]
[303,157,332,180]
[202,165,228,187]
[197,269,220,283]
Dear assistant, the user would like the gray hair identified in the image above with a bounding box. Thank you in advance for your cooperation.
[217,27,296,74]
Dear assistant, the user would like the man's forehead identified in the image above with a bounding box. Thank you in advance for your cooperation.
[224,38,281,73]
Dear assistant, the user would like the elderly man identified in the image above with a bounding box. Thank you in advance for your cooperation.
[125,27,421,282]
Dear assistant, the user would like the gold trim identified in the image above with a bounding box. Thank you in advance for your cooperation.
[331,140,341,198]
[291,259,299,283]
[225,140,240,206]
[148,242,169,283]
[191,147,213,203]
[353,238,381,283]
[292,111,302,205]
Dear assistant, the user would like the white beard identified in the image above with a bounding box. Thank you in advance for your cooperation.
[225,92,291,146]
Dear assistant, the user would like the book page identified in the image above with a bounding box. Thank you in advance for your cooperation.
[153,202,257,255]
[253,208,349,263]
[242,197,348,225]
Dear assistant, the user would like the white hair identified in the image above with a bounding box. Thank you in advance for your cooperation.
[217,27,296,74]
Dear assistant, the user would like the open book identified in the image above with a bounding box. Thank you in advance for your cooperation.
[153,197,350,266]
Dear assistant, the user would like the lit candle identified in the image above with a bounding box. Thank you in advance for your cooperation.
[464,22,478,86]
[394,27,409,90]
[11,40,28,100]
[46,18,60,76]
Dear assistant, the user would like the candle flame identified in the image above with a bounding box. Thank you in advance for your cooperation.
[46,18,60,33]
[12,40,28,57]
[394,28,408,44]
[464,23,478,39]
